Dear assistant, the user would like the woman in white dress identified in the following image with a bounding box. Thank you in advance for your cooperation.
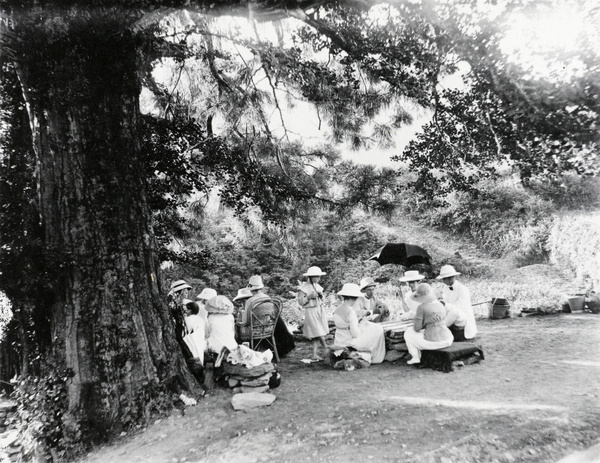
[403,283,453,364]
[206,295,238,354]
[333,283,386,364]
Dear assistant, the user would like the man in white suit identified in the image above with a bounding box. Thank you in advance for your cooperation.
[437,265,477,340]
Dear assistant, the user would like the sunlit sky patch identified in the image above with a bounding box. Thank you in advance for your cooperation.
[500,2,596,81]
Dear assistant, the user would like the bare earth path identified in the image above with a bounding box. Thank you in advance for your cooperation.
[81,314,600,463]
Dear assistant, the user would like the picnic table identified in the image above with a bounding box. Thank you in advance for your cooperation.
[378,319,413,333]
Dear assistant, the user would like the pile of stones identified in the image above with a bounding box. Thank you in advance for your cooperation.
[384,330,408,362]
[222,361,279,394]
[221,361,280,411]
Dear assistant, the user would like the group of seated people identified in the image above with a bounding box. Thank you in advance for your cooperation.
[168,263,477,373]
[167,276,295,369]
[296,264,477,366]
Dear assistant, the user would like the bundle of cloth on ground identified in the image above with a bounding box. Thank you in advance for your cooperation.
[328,348,372,371]
[226,344,274,368]
[419,344,485,372]
[220,346,281,393]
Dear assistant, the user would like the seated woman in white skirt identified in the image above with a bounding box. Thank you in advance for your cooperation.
[403,283,453,365]
[333,283,386,364]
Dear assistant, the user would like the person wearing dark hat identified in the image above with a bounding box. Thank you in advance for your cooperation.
[356,277,389,323]
[238,275,295,358]
[297,266,329,361]
[167,279,194,358]
[403,283,453,365]
[437,265,477,340]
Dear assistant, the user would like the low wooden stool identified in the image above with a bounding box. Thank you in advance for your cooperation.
[420,344,484,373]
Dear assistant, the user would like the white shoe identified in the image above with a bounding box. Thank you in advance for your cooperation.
[407,358,420,365]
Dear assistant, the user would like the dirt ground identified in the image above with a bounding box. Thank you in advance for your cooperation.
[81,314,600,463]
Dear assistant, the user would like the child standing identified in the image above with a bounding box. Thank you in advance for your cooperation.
[297,266,329,361]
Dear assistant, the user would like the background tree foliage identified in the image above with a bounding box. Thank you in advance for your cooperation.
[393,0,600,196]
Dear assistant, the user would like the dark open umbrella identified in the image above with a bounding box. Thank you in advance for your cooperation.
[369,243,431,267]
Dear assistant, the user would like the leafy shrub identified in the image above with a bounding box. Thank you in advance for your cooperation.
[528,174,600,211]
[410,179,555,264]
[499,218,554,267]
[14,369,78,461]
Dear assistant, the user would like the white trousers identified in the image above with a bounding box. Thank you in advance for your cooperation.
[404,328,453,362]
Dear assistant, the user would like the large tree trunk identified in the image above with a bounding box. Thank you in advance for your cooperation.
[14,13,196,441]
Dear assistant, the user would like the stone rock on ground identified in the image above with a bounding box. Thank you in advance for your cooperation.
[240,385,270,394]
[387,342,408,352]
[0,430,19,448]
[240,372,272,387]
[0,403,16,414]
[231,392,276,410]
[232,384,269,394]
[384,350,404,362]
[228,378,240,388]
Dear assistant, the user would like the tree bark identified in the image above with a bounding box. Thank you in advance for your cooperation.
[15,16,196,440]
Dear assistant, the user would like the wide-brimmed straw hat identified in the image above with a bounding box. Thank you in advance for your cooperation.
[409,283,437,304]
[206,295,234,314]
[436,265,461,280]
[399,270,426,282]
[337,283,363,298]
[359,277,377,291]
[303,266,326,277]
[196,288,217,301]
[247,275,265,290]
[170,280,192,293]
[233,288,253,302]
